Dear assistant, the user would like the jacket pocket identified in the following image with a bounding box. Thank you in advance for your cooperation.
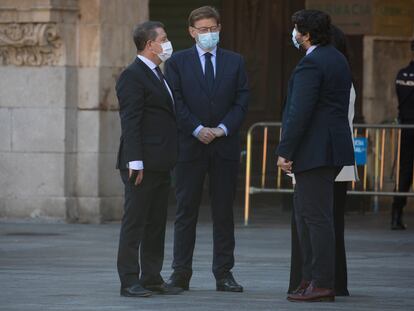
[329,127,354,165]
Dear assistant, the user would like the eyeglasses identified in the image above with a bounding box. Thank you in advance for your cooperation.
[192,25,220,34]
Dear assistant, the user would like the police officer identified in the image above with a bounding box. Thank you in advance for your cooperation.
[391,40,414,230]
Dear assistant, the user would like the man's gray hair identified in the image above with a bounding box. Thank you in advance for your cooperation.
[133,21,164,52]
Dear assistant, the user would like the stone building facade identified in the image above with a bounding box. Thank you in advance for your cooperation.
[0,0,148,223]
[0,0,413,222]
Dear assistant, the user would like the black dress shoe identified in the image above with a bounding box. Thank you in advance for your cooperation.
[120,284,152,297]
[391,219,407,230]
[143,282,184,295]
[391,206,407,230]
[166,274,190,291]
[216,274,243,292]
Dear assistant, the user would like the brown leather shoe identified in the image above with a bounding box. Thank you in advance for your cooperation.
[287,281,335,302]
[291,280,311,295]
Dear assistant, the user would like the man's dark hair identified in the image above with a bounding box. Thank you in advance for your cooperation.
[133,21,164,52]
[292,9,331,46]
[188,6,220,27]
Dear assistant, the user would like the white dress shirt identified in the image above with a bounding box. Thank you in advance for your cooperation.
[192,44,228,138]
[128,55,174,171]
[137,55,174,101]
[335,84,358,181]
[196,44,217,75]
[306,45,318,55]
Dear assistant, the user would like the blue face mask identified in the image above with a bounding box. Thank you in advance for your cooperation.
[197,32,220,50]
[292,28,301,49]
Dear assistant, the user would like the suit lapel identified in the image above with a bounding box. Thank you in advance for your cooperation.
[135,57,161,88]
[135,57,175,115]
[190,46,210,98]
[211,47,226,97]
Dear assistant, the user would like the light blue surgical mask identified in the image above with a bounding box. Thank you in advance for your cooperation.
[197,31,220,50]
[292,28,301,49]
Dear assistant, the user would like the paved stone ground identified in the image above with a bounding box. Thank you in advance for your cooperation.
[0,205,413,311]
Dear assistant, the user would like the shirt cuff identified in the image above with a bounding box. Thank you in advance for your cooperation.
[218,123,228,136]
[128,161,143,170]
[192,125,204,137]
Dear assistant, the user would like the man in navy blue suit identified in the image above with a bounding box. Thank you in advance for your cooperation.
[276,10,354,302]
[165,6,249,292]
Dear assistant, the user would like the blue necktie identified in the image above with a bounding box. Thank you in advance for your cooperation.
[204,52,214,94]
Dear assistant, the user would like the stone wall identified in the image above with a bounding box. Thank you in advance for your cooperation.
[363,37,413,124]
[362,36,413,209]
[0,0,149,222]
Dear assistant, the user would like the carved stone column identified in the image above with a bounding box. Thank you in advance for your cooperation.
[0,23,62,66]
[0,0,149,223]
[0,0,78,219]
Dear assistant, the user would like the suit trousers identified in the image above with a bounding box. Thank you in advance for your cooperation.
[117,169,170,288]
[392,128,414,209]
[289,181,349,295]
[172,150,239,280]
[293,166,337,289]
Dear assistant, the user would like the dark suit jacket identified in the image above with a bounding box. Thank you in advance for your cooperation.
[276,45,354,173]
[116,57,177,171]
[165,46,249,162]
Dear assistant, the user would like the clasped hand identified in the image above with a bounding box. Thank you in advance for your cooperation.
[277,156,293,174]
[197,127,225,144]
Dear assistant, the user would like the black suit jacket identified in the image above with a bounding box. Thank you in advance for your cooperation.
[165,46,249,162]
[116,57,177,171]
[276,45,354,173]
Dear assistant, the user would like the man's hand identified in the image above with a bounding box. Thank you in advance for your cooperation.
[277,156,293,174]
[129,169,144,186]
[197,127,216,144]
[211,127,225,138]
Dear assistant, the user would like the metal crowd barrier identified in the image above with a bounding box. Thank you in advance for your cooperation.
[244,122,414,225]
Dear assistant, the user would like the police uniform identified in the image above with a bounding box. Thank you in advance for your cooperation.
[392,42,414,230]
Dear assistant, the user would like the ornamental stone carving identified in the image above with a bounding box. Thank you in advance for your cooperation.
[0,23,62,66]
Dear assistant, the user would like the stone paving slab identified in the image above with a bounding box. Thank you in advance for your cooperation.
[0,208,413,311]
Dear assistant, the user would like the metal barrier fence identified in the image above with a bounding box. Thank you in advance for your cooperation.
[244,122,414,225]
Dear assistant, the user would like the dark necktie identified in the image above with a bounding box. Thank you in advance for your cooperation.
[155,66,170,95]
[155,66,174,111]
[155,66,167,84]
[204,52,214,94]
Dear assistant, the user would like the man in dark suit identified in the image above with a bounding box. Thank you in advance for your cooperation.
[116,21,181,297]
[164,6,249,292]
[276,10,354,302]
[391,40,414,230]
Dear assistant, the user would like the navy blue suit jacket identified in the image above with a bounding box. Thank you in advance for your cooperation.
[276,45,354,173]
[165,45,249,162]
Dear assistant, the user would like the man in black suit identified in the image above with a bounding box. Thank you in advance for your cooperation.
[115,21,181,297]
[164,6,249,292]
[276,10,354,302]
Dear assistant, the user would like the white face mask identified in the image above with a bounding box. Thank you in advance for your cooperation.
[157,41,173,62]
[292,28,301,49]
